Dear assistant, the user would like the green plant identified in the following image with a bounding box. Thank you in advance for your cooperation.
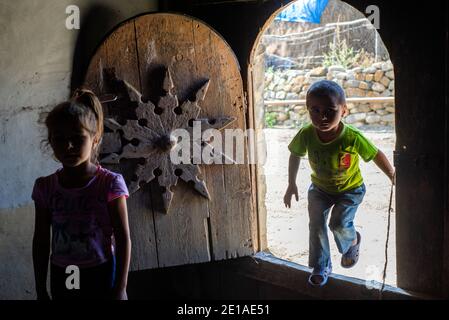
[265,112,277,128]
[322,38,360,69]
[266,66,275,74]
[354,48,376,67]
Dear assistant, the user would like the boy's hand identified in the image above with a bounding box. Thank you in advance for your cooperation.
[284,184,299,208]
[389,170,396,185]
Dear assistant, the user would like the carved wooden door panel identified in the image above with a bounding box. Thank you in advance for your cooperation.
[84,13,256,270]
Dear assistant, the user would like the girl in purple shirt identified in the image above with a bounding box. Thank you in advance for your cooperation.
[32,89,131,300]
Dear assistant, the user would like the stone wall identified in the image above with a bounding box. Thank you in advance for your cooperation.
[263,60,395,129]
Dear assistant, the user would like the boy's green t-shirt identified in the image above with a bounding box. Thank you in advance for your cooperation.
[288,122,378,194]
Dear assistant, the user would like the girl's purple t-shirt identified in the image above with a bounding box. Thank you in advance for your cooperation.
[32,166,129,268]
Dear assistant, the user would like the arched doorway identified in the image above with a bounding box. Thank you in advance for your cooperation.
[249,0,397,287]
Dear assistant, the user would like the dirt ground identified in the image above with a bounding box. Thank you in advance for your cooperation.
[262,127,397,287]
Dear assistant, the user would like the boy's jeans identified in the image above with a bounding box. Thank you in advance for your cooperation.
[307,183,366,271]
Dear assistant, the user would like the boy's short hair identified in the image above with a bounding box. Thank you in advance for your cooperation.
[306,80,346,105]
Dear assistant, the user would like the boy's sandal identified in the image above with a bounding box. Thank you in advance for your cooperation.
[341,231,361,268]
[308,264,332,287]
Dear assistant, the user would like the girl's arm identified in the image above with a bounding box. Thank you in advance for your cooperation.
[284,153,301,208]
[108,196,131,300]
[373,149,395,184]
[32,204,51,300]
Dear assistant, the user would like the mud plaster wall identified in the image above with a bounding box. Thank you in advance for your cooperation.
[0,0,158,300]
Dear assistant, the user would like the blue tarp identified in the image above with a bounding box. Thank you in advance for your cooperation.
[275,0,329,24]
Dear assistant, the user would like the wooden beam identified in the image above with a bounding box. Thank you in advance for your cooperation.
[228,252,433,300]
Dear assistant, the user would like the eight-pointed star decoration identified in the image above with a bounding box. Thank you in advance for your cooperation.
[99,68,236,213]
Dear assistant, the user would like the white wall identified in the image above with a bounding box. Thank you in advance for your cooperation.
[0,0,158,299]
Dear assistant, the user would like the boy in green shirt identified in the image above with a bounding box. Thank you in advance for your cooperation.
[284,80,395,287]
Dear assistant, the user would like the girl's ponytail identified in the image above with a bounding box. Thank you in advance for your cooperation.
[71,88,104,163]
[71,88,104,140]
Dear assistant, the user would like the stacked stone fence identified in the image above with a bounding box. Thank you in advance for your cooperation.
[263,60,395,129]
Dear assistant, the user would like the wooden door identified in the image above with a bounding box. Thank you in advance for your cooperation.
[84,13,257,271]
